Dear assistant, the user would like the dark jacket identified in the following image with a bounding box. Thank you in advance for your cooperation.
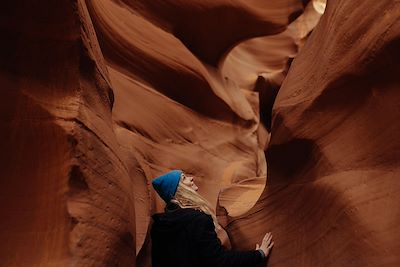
[151,203,266,267]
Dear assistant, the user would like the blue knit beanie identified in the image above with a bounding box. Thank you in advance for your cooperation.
[152,170,182,203]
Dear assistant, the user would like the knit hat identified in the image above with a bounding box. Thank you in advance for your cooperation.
[152,170,182,202]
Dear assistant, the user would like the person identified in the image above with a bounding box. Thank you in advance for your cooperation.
[151,169,274,267]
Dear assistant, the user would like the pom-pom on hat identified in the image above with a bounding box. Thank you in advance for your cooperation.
[152,170,182,203]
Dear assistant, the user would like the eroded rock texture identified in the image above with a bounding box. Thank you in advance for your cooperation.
[84,1,321,266]
[0,1,135,266]
[1,0,399,266]
[228,1,400,266]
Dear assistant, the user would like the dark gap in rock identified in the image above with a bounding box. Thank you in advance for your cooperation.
[254,76,280,132]
[79,41,96,79]
[68,165,89,194]
[289,9,304,23]
[70,216,79,230]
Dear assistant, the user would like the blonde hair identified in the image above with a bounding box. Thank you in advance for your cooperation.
[171,182,221,230]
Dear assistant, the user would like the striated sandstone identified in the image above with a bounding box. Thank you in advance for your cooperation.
[2,0,399,266]
[227,0,400,266]
[85,1,318,264]
[0,1,135,266]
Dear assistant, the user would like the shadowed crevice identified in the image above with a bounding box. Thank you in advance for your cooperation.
[68,165,89,195]
[254,76,280,132]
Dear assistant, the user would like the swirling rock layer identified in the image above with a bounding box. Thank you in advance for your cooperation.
[228,0,400,266]
[1,0,399,266]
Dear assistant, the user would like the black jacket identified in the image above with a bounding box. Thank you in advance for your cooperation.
[151,203,266,267]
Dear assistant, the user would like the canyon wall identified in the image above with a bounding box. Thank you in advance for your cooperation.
[1,0,399,266]
[0,1,135,266]
[227,0,400,266]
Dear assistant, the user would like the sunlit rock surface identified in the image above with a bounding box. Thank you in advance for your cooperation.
[2,0,399,266]
[85,1,321,265]
[227,0,400,266]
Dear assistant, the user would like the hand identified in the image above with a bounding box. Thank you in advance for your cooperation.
[255,232,274,257]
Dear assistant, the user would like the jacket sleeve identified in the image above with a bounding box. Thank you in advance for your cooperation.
[191,214,266,267]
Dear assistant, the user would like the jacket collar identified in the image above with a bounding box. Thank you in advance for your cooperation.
[165,202,181,212]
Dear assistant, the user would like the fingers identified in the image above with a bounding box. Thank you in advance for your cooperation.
[263,232,272,240]
[263,232,273,245]
[263,232,271,240]
[255,244,260,250]
[268,242,274,249]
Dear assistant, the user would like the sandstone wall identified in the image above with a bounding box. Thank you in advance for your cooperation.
[1,0,398,266]
[0,1,135,266]
[228,1,400,266]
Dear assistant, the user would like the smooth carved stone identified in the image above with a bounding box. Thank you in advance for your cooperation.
[228,1,400,266]
[4,0,397,267]
[0,0,135,266]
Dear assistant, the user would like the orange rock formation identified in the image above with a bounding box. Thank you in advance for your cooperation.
[1,0,399,266]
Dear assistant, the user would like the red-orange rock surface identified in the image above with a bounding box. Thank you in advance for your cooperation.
[1,0,399,266]
[0,1,135,266]
[227,1,400,266]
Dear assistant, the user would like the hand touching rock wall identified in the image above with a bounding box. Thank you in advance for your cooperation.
[4,0,397,267]
[228,1,400,266]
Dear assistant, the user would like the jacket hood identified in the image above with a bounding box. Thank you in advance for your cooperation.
[151,203,204,233]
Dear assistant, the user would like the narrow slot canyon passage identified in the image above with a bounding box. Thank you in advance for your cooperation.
[1,0,399,266]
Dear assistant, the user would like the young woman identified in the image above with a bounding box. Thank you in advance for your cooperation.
[151,170,274,267]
